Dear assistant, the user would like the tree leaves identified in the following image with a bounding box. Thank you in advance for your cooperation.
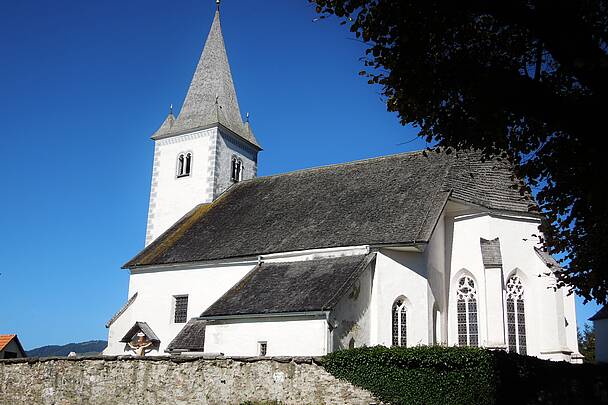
[310,0,608,303]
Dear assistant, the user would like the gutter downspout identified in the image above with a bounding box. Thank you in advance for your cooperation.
[325,311,333,354]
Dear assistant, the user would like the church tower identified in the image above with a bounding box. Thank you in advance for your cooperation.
[145,2,261,245]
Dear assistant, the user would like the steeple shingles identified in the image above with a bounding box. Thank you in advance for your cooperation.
[152,9,260,148]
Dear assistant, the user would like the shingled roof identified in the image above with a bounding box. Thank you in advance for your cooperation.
[167,319,207,352]
[152,8,259,148]
[120,322,160,343]
[480,238,503,268]
[201,254,375,318]
[125,150,534,268]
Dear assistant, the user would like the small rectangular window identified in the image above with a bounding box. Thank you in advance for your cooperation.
[258,341,267,357]
[174,295,188,323]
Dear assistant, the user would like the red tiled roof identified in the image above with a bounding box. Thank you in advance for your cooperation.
[0,334,17,351]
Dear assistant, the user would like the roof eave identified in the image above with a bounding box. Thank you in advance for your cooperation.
[150,122,262,151]
[199,311,330,321]
[447,196,541,218]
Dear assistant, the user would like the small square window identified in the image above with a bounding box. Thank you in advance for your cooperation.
[258,341,267,357]
[174,295,188,323]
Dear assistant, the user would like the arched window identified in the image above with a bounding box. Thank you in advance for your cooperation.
[231,156,243,182]
[506,275,527,355]
[185,153,192,175]
[177,154,185,177]
[177,153,192,178]
[392,298,407,347]
[456,275,478,347]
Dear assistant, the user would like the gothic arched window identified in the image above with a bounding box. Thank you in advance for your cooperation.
[506,275,527,355]
[177,153,192,178]
[456,275,478,347]
[392,298,407,347]
[185,153,192,175]
[231,156,243,182]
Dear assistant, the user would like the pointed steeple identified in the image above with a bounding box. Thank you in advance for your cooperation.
[152,106,175,138]
[152,5,260,148]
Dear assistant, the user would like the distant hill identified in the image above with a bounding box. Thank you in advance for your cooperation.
[26,340,107,357]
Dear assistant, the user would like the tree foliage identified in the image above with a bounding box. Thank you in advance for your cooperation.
[578,323,596,362]
[322,346,608,404]
[311,0,608,303]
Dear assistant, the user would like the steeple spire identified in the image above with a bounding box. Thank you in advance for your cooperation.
[151,2,260,148]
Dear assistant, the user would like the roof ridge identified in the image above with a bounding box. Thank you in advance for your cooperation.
[239,149,430,185]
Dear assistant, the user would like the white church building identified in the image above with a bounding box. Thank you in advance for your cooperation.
[104,4,582,363]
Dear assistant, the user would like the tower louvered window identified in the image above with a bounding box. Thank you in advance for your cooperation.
[456,276,478,347]
[392,298,407,347]
[177,153,192,178]
[506,275,527,355]
[231,156,243,182]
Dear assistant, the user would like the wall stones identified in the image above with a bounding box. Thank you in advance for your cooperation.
[0,356,378,405]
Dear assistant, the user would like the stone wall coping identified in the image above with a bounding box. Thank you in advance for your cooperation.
[0,355,324,365]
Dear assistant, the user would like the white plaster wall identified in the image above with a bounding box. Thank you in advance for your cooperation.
[595,319,608,363]
[423,213,446,344]
[446,211,579,360]
[331,265,373,350]
[213,129,258,199]
[105,263,256,355]
[145,128,216,245]
[370,250,430,347]
[205,317,328,356]
[562,287,580,358]
[104,294,137,355]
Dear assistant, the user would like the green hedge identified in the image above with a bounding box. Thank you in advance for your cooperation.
[321,346,608,405]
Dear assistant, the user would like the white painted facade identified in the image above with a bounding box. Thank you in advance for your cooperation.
[106,201,581,362]
[205,316,328,357]
[105,261,256,355]
[145,126,257,246]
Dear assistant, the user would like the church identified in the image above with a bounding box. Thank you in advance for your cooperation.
[103,3,582,363]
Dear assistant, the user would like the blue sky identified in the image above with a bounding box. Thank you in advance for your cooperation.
[0,0,599,349]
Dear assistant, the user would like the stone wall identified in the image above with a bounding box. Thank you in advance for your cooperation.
[0,355,378,405]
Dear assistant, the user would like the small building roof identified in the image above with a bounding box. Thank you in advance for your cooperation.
[120,322,160,343]
[167,319,207,352]
[590,305,608,321]
[201,254,376,318]
[480,238,502,268]
[0,334,26,356]
[124,150,534,268]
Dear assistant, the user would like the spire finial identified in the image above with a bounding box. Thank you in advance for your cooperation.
[216,0,220,12]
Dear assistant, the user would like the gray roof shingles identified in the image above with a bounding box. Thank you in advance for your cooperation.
[167,255,374,351]
[202,254,375,318]
[120,322,160,343]
[167,319,207,352]
[125,150,533,269]
[480,238,503,268]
